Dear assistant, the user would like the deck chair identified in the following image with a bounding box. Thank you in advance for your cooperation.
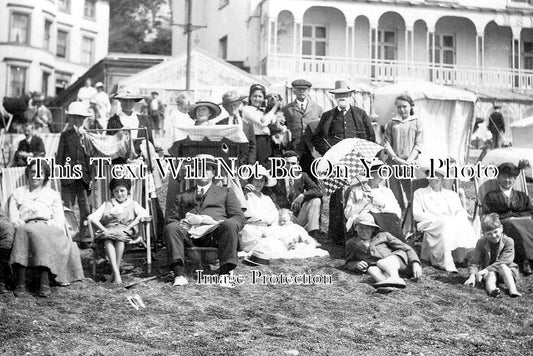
[164,126,249,267]
[4,133,61,167]
[87,163,153,276]
[0,167,75,239]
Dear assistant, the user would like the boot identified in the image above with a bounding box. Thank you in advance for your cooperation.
[37,268,51,298]
[522,260,532,276]
[13,265,29,297]
[0,262,11,295]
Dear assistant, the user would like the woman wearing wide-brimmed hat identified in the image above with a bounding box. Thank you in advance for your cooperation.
[187,101,221,126]
[482,160,533,275]
[106,87,154,161]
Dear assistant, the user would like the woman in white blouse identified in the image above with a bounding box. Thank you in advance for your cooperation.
[8,161,84,297]
[241,84,280,166]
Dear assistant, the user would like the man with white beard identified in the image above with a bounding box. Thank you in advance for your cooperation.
[312,80,375,155]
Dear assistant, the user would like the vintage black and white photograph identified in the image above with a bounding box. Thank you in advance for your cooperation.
[0,0,533,355]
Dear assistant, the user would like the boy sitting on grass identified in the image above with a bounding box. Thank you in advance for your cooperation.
[464,213,521,298]
[345,212,422,293]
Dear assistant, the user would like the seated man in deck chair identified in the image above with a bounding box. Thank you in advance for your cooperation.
[164,154,245,286]
[13,123,45,167]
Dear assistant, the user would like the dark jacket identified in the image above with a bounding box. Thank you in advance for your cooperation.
[312,105,375,155]
[468,235,517,274]
[482,189,533,220]
[216,116,256,164]
[166,184,245,228]
[13,136,45,166]
[282,99,323,155]
[106,113,154,156]
[264,173,322,209]
[56,127,91,187]
[346,231,420,266]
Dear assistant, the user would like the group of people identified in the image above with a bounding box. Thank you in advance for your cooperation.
[0,76,531,299]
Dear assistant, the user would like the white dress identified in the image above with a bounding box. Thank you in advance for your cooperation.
[413,186,477,270]
[239,192,279,252]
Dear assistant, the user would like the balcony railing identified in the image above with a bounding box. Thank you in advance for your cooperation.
[264,54,533,90]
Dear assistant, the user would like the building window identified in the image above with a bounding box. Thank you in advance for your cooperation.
[372,30,397,61]
[219,36,228,60]
[55,73,71,95]
[10,12,30,44]
[432,34,455,65]
[81,36,94,64]
[302,25,327,57]
[9,66,27,97]
[524,41,533,70]
[44,20,52,50]
[218,0,229,9]
[84,0,96,19]
[57,30,69,59]
[42,72,51,97]
[58,0,70,13]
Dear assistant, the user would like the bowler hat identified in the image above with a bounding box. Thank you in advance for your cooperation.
[291,79,312,88]
[329,80,355,95]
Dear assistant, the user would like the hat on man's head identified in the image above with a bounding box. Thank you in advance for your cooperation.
[354,212,380,229]
[221,91,247,106]
[188,101,222,119]
[498,161,529,177]
[329,80,355,95]
[33,93,45,102]
[111,86,144,101]
[66,101,91,117]
[253,165,276,187]
[243,250,271,266]
[195,154,217,168]
[291,79,312,89]
[95,82,104,88]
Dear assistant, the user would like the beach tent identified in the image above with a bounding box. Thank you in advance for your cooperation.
[373,81,477,165]
[510,116,533,149]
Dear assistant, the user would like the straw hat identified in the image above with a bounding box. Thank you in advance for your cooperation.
[111,86,143,101]
[243,250,271,266]
[254,165,276,187]
[66,101,92,117]
[188,101,222,119]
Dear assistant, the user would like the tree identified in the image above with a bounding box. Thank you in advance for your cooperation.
[108,0,171,54]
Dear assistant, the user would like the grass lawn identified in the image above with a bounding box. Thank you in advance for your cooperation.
[1,151,533,355]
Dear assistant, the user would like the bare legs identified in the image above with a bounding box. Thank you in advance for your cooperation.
[367,255,403,283]
[484,265,521,297]
[104,240,125,284]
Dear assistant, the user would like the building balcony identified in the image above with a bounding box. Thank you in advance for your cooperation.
[263,54,533,90]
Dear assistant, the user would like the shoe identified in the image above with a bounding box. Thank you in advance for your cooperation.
[37,286,52,298]
[376,287,395,294]
[488,288,502,298]
[522,261,532,276]
[510,291,522,298]
[0,283,10,295]
[374,277,406,289]
[14,285,30,298]
[172,276,188,287]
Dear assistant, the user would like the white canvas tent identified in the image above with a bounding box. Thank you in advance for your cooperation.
[511,116,533,149]
[373,81,477,165]
[118,49,269,104]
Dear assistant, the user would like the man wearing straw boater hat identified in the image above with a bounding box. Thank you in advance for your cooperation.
[56,101,93,245]
[312,80,375,155]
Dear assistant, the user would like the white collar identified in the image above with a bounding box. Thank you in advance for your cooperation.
[337,106,349,112]
[500,187,513,197]
[198,182,212,193]
[392,115,418,123]
[296,98,308,108]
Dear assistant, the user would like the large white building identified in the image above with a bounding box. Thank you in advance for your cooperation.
[0,0,109,99]
[172,0,533,90]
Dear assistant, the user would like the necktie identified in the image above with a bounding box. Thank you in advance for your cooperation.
[233,116,239,125]
[300,103,305,111]
[197,187,204,201]
[288,178,294,200]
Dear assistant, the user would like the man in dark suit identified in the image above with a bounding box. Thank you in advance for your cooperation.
[56,102,92,245]
[217,91,256,165]
[165,154,245,286]
[13,123,45,167]
[487,103,505,148]
[312,80,375,156]
[263,151,324,238]
[282,79,323,176]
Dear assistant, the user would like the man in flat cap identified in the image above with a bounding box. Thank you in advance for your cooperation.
[312,80,375,156]
[282,79,323,175]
